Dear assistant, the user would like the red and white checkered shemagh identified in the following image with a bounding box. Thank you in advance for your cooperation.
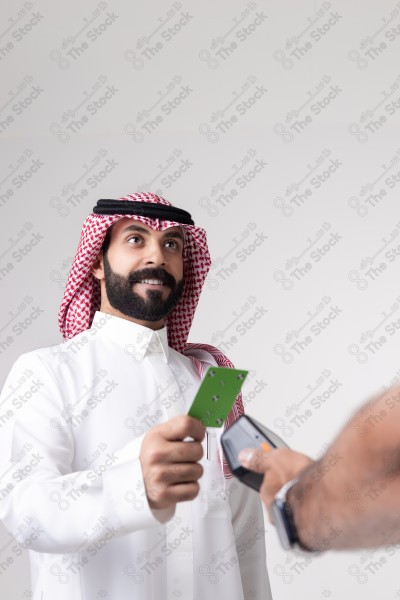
[59,192,243,477]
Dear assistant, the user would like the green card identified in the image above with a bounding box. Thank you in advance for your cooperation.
[188,366,248,427]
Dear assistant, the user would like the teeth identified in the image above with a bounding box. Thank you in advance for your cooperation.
[140,279,164,285]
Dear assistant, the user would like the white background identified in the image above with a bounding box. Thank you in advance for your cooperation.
[1,0,400,598]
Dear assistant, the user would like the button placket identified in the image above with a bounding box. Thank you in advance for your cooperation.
[145,333,185,419]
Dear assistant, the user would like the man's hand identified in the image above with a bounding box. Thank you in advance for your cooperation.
[238,448,314,519]
[140,415,205,510]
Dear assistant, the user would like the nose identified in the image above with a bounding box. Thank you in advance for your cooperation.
[144,240,167,266]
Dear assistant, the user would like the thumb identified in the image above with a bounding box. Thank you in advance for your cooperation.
[238,448,269,473]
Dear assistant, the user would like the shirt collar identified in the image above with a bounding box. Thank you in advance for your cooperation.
[90,311,170,362]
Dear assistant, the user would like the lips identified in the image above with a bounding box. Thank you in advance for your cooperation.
[129,269,176,289]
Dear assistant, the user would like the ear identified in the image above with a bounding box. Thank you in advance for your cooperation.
[91,252,104,281]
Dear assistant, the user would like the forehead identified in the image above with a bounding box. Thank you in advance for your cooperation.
[110,218,183,239]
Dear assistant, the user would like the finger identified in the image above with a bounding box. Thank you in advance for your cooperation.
[238,448,271,473]
[141,439,203,467]
[164,440,204,464]
[158,462,204,485]
[259,467,292,510]
[272,448,314,473]
[259,476,277,508]
[162,415,206,442]
[166,481,200,503]
[148,481,201,507]
[145,475,202,509]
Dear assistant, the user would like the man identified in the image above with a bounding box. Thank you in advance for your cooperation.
[0,193,270,599]
[239,385,400,552]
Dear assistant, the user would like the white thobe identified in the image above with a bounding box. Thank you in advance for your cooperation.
[0,312,271,600]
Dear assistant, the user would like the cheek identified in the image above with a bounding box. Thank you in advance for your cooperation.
[107,248,141,275]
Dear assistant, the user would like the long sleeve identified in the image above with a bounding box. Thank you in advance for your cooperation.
[0,353,173,554]
[228,479,273,600]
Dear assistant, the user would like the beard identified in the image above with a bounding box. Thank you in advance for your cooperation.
[102,253,184,322]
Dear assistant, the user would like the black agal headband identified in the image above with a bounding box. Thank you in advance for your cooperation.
[93,199,194,225]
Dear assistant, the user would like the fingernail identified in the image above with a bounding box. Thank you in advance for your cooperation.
[238,448,254,464]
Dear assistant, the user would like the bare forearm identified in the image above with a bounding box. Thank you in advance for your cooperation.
[288,387,400,550]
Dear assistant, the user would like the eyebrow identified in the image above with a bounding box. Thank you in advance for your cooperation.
[120,224,184,241]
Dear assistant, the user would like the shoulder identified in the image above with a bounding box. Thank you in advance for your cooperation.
[0,345,62,405]
[6,329,93,379]
[7,345,54,371]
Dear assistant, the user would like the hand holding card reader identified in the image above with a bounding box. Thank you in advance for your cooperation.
[221,415,289,491]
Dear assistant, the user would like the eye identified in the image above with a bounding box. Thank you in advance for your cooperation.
[127,235,142,244]
[165,240,178,249]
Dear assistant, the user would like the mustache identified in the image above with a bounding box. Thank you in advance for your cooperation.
[127,268,177,288]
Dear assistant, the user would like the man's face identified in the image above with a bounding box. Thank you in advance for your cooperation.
[97,218,185,325]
